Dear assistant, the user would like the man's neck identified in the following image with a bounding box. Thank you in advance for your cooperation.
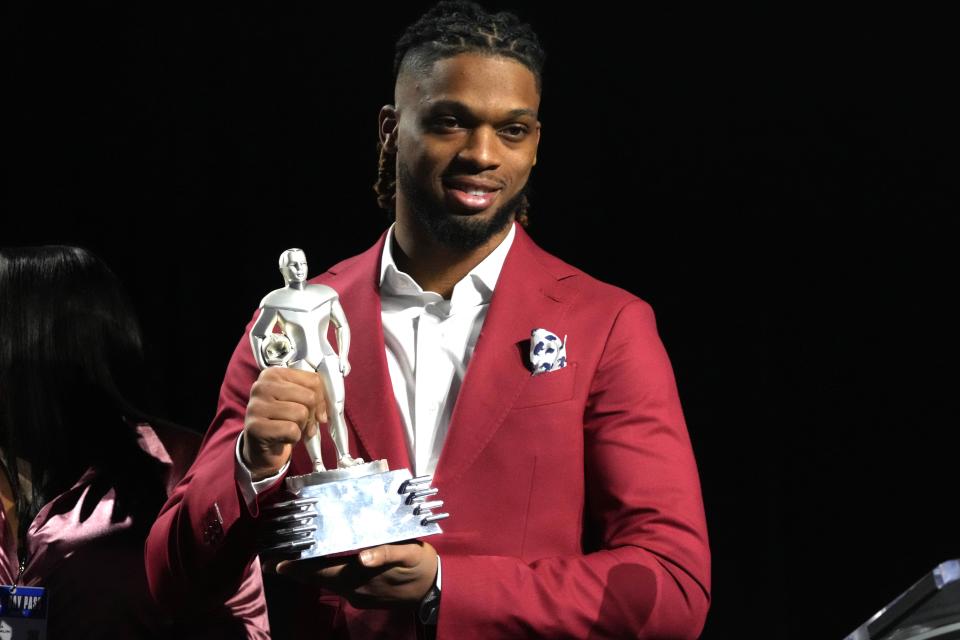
[392,217,513,300]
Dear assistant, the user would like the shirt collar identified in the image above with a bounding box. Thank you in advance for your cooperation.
[379,221,517,312]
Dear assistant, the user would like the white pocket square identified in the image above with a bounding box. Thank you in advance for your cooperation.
[530,328,568,375]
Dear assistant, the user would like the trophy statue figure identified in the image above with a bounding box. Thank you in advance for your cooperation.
[252,249,449,561]
[250,248,362,471]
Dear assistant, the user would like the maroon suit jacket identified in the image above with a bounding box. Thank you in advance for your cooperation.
[146,224,711,639]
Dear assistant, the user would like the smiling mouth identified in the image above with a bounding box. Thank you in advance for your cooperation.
[442,178,503,212]
[445,187,500,212]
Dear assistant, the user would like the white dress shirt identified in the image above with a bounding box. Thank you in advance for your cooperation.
[380,221,515,475]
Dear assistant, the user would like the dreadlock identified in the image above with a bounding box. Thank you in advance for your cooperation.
[374,0,546,227]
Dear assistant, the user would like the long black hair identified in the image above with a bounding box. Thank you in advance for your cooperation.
[0,246,168,544]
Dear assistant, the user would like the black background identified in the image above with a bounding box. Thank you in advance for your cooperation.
[4,3,957,638]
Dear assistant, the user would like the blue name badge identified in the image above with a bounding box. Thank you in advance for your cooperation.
[1,584,48,640]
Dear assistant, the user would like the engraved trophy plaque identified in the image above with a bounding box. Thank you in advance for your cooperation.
[251,249,448,560]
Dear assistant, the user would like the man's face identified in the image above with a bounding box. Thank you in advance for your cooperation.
[386,53,541,250]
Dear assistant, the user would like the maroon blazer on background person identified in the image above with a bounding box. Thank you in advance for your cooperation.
[145,223,711,639]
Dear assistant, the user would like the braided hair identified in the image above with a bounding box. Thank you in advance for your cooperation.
[374,1,546,227]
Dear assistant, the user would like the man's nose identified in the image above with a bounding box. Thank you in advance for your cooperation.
[457,126,500,169]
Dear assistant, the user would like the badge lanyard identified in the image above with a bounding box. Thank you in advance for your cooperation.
[1,524,48,638]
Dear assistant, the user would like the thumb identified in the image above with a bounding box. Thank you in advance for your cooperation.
[358,543,420,568]
[314,377,329,424]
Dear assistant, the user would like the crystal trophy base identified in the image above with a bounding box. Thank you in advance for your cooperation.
[259,459,448,561]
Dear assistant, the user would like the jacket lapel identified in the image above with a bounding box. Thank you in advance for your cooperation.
[324,232,413,471]
[434,225,579,486]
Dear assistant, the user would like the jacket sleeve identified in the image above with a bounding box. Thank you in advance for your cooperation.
[145,316,276,638]
[438,300,711,639]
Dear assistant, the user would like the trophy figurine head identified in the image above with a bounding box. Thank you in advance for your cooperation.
[279,248,309,288]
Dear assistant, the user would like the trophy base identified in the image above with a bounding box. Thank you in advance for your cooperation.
[260,461,447,560]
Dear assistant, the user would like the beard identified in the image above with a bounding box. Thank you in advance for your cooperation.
[397,160,527,251]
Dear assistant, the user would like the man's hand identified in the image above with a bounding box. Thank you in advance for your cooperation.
[340,358,351,377]
[242,367,328,480]
[275,541,438,609]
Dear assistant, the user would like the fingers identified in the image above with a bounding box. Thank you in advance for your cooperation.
[249,396,312,428]
[245,418,303,446]
[358,542,423,569]
[276,558,350,582]
[247,368,329,432]
[254,369,326,408]
[245,396,310,448]
[243,368,331,475]
[259,365,327,389]
[274,545,437,606]
[276,548,415,576]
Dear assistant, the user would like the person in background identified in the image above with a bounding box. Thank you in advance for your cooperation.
[0,246,270,639]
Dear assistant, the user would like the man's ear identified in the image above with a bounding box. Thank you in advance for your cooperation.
[379,105,399,151]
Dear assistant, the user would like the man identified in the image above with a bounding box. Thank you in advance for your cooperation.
[146,2,711,638]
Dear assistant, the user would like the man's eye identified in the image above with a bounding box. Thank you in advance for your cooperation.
[501,125,528,138]
[433,116,460,129]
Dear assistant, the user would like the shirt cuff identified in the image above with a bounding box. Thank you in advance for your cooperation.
[235,432,290,511]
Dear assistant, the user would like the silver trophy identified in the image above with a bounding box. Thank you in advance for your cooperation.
[251,248,448,560]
